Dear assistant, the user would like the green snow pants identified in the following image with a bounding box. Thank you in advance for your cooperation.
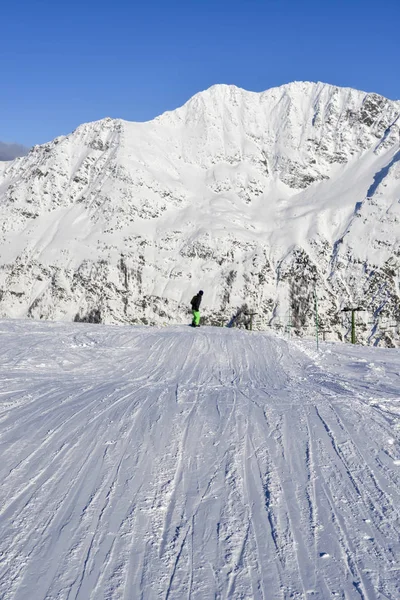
[192,310,200,326]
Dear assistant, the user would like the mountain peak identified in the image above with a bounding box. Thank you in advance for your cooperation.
[0,81,399,345]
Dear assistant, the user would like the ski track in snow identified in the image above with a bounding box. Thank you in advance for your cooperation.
[0,320,399,600]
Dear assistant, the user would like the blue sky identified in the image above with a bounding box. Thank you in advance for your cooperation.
[1,0,399,147]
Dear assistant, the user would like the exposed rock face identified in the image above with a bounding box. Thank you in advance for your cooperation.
[0,82,399,345]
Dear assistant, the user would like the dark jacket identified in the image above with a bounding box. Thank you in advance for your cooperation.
[190,292,203,311]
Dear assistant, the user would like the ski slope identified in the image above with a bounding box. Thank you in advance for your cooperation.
[0,320,400,599]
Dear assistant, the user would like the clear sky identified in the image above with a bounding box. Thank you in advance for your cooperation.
[1,0,399,147]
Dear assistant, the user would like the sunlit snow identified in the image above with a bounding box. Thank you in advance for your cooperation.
[1,319,399,599]
[0,82,399,345]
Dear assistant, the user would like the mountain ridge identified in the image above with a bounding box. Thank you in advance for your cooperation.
[0,141,29,161]
[0,81,399,345]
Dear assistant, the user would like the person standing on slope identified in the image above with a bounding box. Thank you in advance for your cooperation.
[190,290,203,327]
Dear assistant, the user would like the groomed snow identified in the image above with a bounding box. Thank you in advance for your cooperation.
[0,320,399,599]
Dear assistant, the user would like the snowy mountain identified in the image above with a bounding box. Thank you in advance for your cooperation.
[0,82,399,344]
[1,320,400,599]
[0,141,28,161]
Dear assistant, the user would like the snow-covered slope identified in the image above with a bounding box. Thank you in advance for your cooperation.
[1,320,400,599]
[0,82,399,344]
